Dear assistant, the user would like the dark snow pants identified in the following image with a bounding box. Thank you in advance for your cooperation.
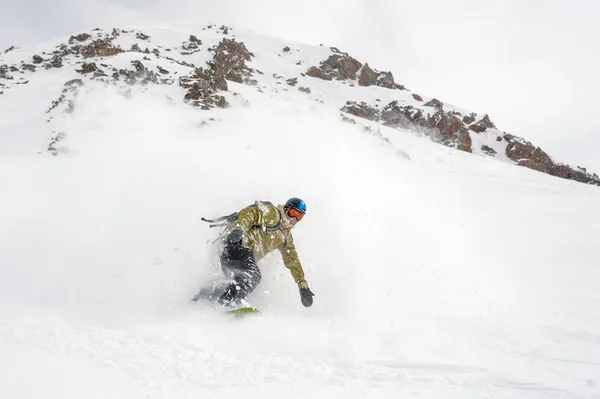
[218,244,261,305]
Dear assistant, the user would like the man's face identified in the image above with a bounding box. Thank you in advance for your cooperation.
[286,207,304,225]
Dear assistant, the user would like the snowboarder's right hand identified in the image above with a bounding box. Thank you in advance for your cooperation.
[226,228,243,246]
[299,287,314,307]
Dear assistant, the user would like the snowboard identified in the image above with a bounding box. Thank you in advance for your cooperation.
[225,307,261,319]
[191,281,261,319]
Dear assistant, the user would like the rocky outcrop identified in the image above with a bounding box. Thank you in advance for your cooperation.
[178,37,256,109]
[306,48,405,90]
[180,66,228,109]
[80,38,124,58]
[504,134,600,185]
[469,114,495,133]
[358,63,396,89]
[306,52,362,81]
[341,101,380,122]
[481,145,497,156]
[68,33,91,44]
[46,79,84,114]
[117,60,159,85]
[182,35,202,55]
[341,99,472,152]
[211,38,255,84]
[378,100,472,152]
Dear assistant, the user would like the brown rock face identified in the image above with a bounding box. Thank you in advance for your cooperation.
[306,53,362,81]
[305,50,401,89]
[358,63,379,86]
[377,71,395,89]
[412,94,423,102]
[377,100,472,152]
[338,57,363,80]
[469,114,495,133]
[503,134,600,185]
[180,66,228,109]
[306,66,328,80]
[178,37,257,108]
[212,38,255,83]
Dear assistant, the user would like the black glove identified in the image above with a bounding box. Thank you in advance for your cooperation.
[299,287,314,307]
[226,229,243,246]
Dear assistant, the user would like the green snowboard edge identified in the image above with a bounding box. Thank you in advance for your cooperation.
[226,307,262,318]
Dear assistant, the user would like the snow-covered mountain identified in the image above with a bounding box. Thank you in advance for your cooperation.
[1,23,598,186]
[1,23,599,399]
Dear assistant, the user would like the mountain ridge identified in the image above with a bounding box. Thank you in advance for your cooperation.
[1,22,597,186]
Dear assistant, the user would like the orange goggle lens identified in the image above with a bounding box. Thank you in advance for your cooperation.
[287,207,304,221]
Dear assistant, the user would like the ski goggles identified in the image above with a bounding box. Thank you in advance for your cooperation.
[287,207,304,221]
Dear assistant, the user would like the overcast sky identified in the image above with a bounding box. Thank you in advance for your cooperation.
[2,0,599,171]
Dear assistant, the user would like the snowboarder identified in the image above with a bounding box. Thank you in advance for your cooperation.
[197,198,314,308]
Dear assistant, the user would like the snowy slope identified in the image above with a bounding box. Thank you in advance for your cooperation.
[1,23,600,399]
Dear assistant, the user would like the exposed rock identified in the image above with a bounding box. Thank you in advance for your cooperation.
[358,63,378,86]
[469,114,495,133]
[157,66,169,75]
[286,77,298,86]
[481,145,497,156]
[33,55,44,64]
[218,25,230,35]
[136,32,150,40]
[4,46,15,53]
[306,66,328,80]
[45,55,63,69]
[46,79,84,114]
[341,101,380,122]
[412,94,423,102]
[283,46,291,52]
[189,35,201,43]
[337,56,363,80]
[298,87,311,94]
[424,98,443,110]
[306,52,362,81]
[180,65,229,109]
[77,62,98,74]
[68,33,91,44]
[22,64,36,72]
[462,113,476,124]
[131,43,142,52]
[48,131,66,156]
[80,38,124,58]
[378,100,471,152]
[504,135,554,173]
[502,134,600,185]
[182,40,201,54]
[0,64,11,79]
[377,71,396,89]
[212,38,255,84]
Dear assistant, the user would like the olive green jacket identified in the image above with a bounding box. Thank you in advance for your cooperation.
[229,201,308,288]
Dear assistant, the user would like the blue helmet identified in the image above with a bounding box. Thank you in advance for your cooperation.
[284,197,306,214]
